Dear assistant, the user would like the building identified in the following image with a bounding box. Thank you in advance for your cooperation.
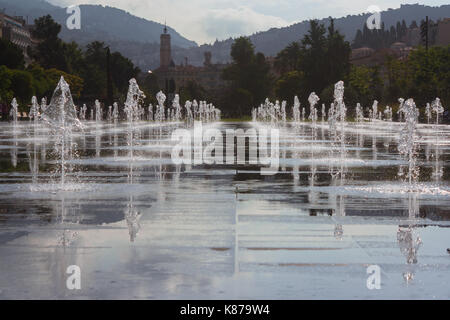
[350,47,375,63]
[350,44,415,67]
[390,42,415,60]
[0,12,32,53]
[436,18,450,46]
[403,27,421,47]
[153,26,228,100]
[159,25,171,69]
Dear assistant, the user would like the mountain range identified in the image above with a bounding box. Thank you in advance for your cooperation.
[0,0,196,47]
[1,1,450,71]
[175,3,450,68]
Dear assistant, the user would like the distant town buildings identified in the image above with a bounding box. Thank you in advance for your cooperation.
[403,26,421,47]
[154,26,228,99]
[436,18,450,46]
[0,11,32,53]
[350,47,403,67]
[159,25,171,69]
[350,17,450,67]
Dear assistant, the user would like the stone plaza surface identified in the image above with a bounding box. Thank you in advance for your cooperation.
[0,120,449,299]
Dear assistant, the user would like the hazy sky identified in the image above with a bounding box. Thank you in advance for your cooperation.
[47,0,449,44]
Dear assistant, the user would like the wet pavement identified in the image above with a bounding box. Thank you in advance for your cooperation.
[0,120,449,299]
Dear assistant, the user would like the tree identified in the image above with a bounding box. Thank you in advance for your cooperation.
[297,19,350,98]
[348,65,382,106]
[401,20,408,38]
[80,41,139,101]
[85,41,108,69]
[110,51,140,95]
[81,41,108,99]
[179,81,207,104]
[30,15,67,70]
[382,46,449,108]
[353,19,408,50]
[224,88,253,117]
[0,66,13,103]
[353,29,363,49]
[384,53,413,103]
[275,71,306,102]
[32,15,60,40]
[46,69,84,99]
[10,70,34,106]
[389,26,397,44]
[141,72,160,104]
[396,21,402,40]
[298,20,327,95]
[3,14,142,104]
[326,19,351,86]
[230,37,254,66]
[222,37,272,116]
[0,39,25,69]
[27,64,51,98]
[420,17,429,51]
[106,47,113,105]
[274,42,301,73]
[251,52,273,105]
[407,45,450,105]
[80,63,105,99]
[64,42,84,76]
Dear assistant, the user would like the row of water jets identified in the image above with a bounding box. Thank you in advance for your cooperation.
[253,81,444,281]
[11,87,221,126]
[252,80,445,189]
[8,77,222,189]
[253,94,443,126]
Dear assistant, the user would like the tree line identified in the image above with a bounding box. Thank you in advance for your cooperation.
[0,15,143,111]
[352,18,439,50]
[219,18,449,118]
[1,15,448,119]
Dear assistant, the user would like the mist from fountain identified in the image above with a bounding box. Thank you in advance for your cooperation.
[321,104,326,123]
[155,91,166,123]
[281,101,287,125]
[95,99,102,123]
[10,98,18,127]
[40,97,47,113]
[124,78,146,174]
[355,103,364,123]
[79,104,87,120]
[398,98,420,188]
[113,102,119,123]
[252,98,284,125]
[384,105,393,121]
[397,98,405,122]
[292,96,300,123]
[41,76,82,187]
[371,100,378,121]
[425,103,432,124]
[107,105,112,122]
[431,98,444,125]
[29,96,40,124]
[307,92,319,129]
[148,103,153,121]
[185,101,193,125]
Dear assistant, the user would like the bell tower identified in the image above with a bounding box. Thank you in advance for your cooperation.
[160,23,171,68]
